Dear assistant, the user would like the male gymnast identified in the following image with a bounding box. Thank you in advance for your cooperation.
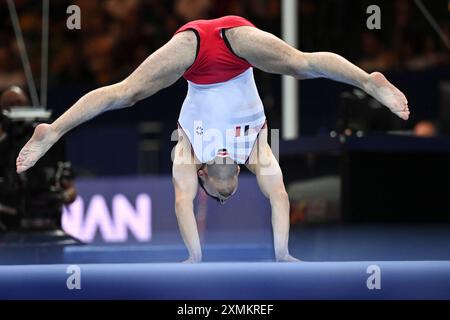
[16,16,409,263]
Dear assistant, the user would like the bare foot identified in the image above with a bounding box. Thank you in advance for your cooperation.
[365,72,410,120]
[16,124,58,173]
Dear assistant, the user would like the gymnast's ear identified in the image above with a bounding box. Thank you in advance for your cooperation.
[198,168,207,178]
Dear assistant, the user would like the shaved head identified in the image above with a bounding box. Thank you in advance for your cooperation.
[198,156,240,203]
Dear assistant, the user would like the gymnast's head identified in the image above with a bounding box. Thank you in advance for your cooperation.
[197,156,240,204]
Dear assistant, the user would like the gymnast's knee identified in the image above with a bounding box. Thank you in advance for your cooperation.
[285,51,312,79]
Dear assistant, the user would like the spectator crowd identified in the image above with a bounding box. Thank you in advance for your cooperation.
[0,0,448,91]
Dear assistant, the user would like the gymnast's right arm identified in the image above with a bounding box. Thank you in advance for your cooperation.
[172,133,202,263]
[16,31,196,174]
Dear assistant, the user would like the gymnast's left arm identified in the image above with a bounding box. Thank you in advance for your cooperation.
[247,144,300,263]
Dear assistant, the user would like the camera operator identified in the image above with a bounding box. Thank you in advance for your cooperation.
[0,86,77,232]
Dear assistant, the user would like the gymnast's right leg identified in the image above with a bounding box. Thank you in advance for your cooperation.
[225,26,410,121]
[16,31,197,174]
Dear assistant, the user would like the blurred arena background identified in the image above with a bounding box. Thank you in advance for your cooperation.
[0,0,450,265]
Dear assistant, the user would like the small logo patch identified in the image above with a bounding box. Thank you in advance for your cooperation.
[196,126,204,135]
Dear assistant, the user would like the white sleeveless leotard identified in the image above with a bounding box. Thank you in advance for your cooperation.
[178,68,266,164]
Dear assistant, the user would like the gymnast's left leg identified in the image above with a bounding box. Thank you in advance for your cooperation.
[225,26,410,121]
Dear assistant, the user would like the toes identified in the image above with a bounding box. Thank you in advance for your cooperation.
[397,111,410,121]
[16,156,32,173]
[391,101,406,113]
[16,162,31,174]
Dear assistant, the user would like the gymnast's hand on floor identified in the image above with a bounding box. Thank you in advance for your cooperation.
[364,72,410,121]
[276,254,301,263]
[182,256,202,264]
[16,123,58,174]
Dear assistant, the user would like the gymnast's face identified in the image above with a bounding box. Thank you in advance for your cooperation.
[197,163,240,204]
